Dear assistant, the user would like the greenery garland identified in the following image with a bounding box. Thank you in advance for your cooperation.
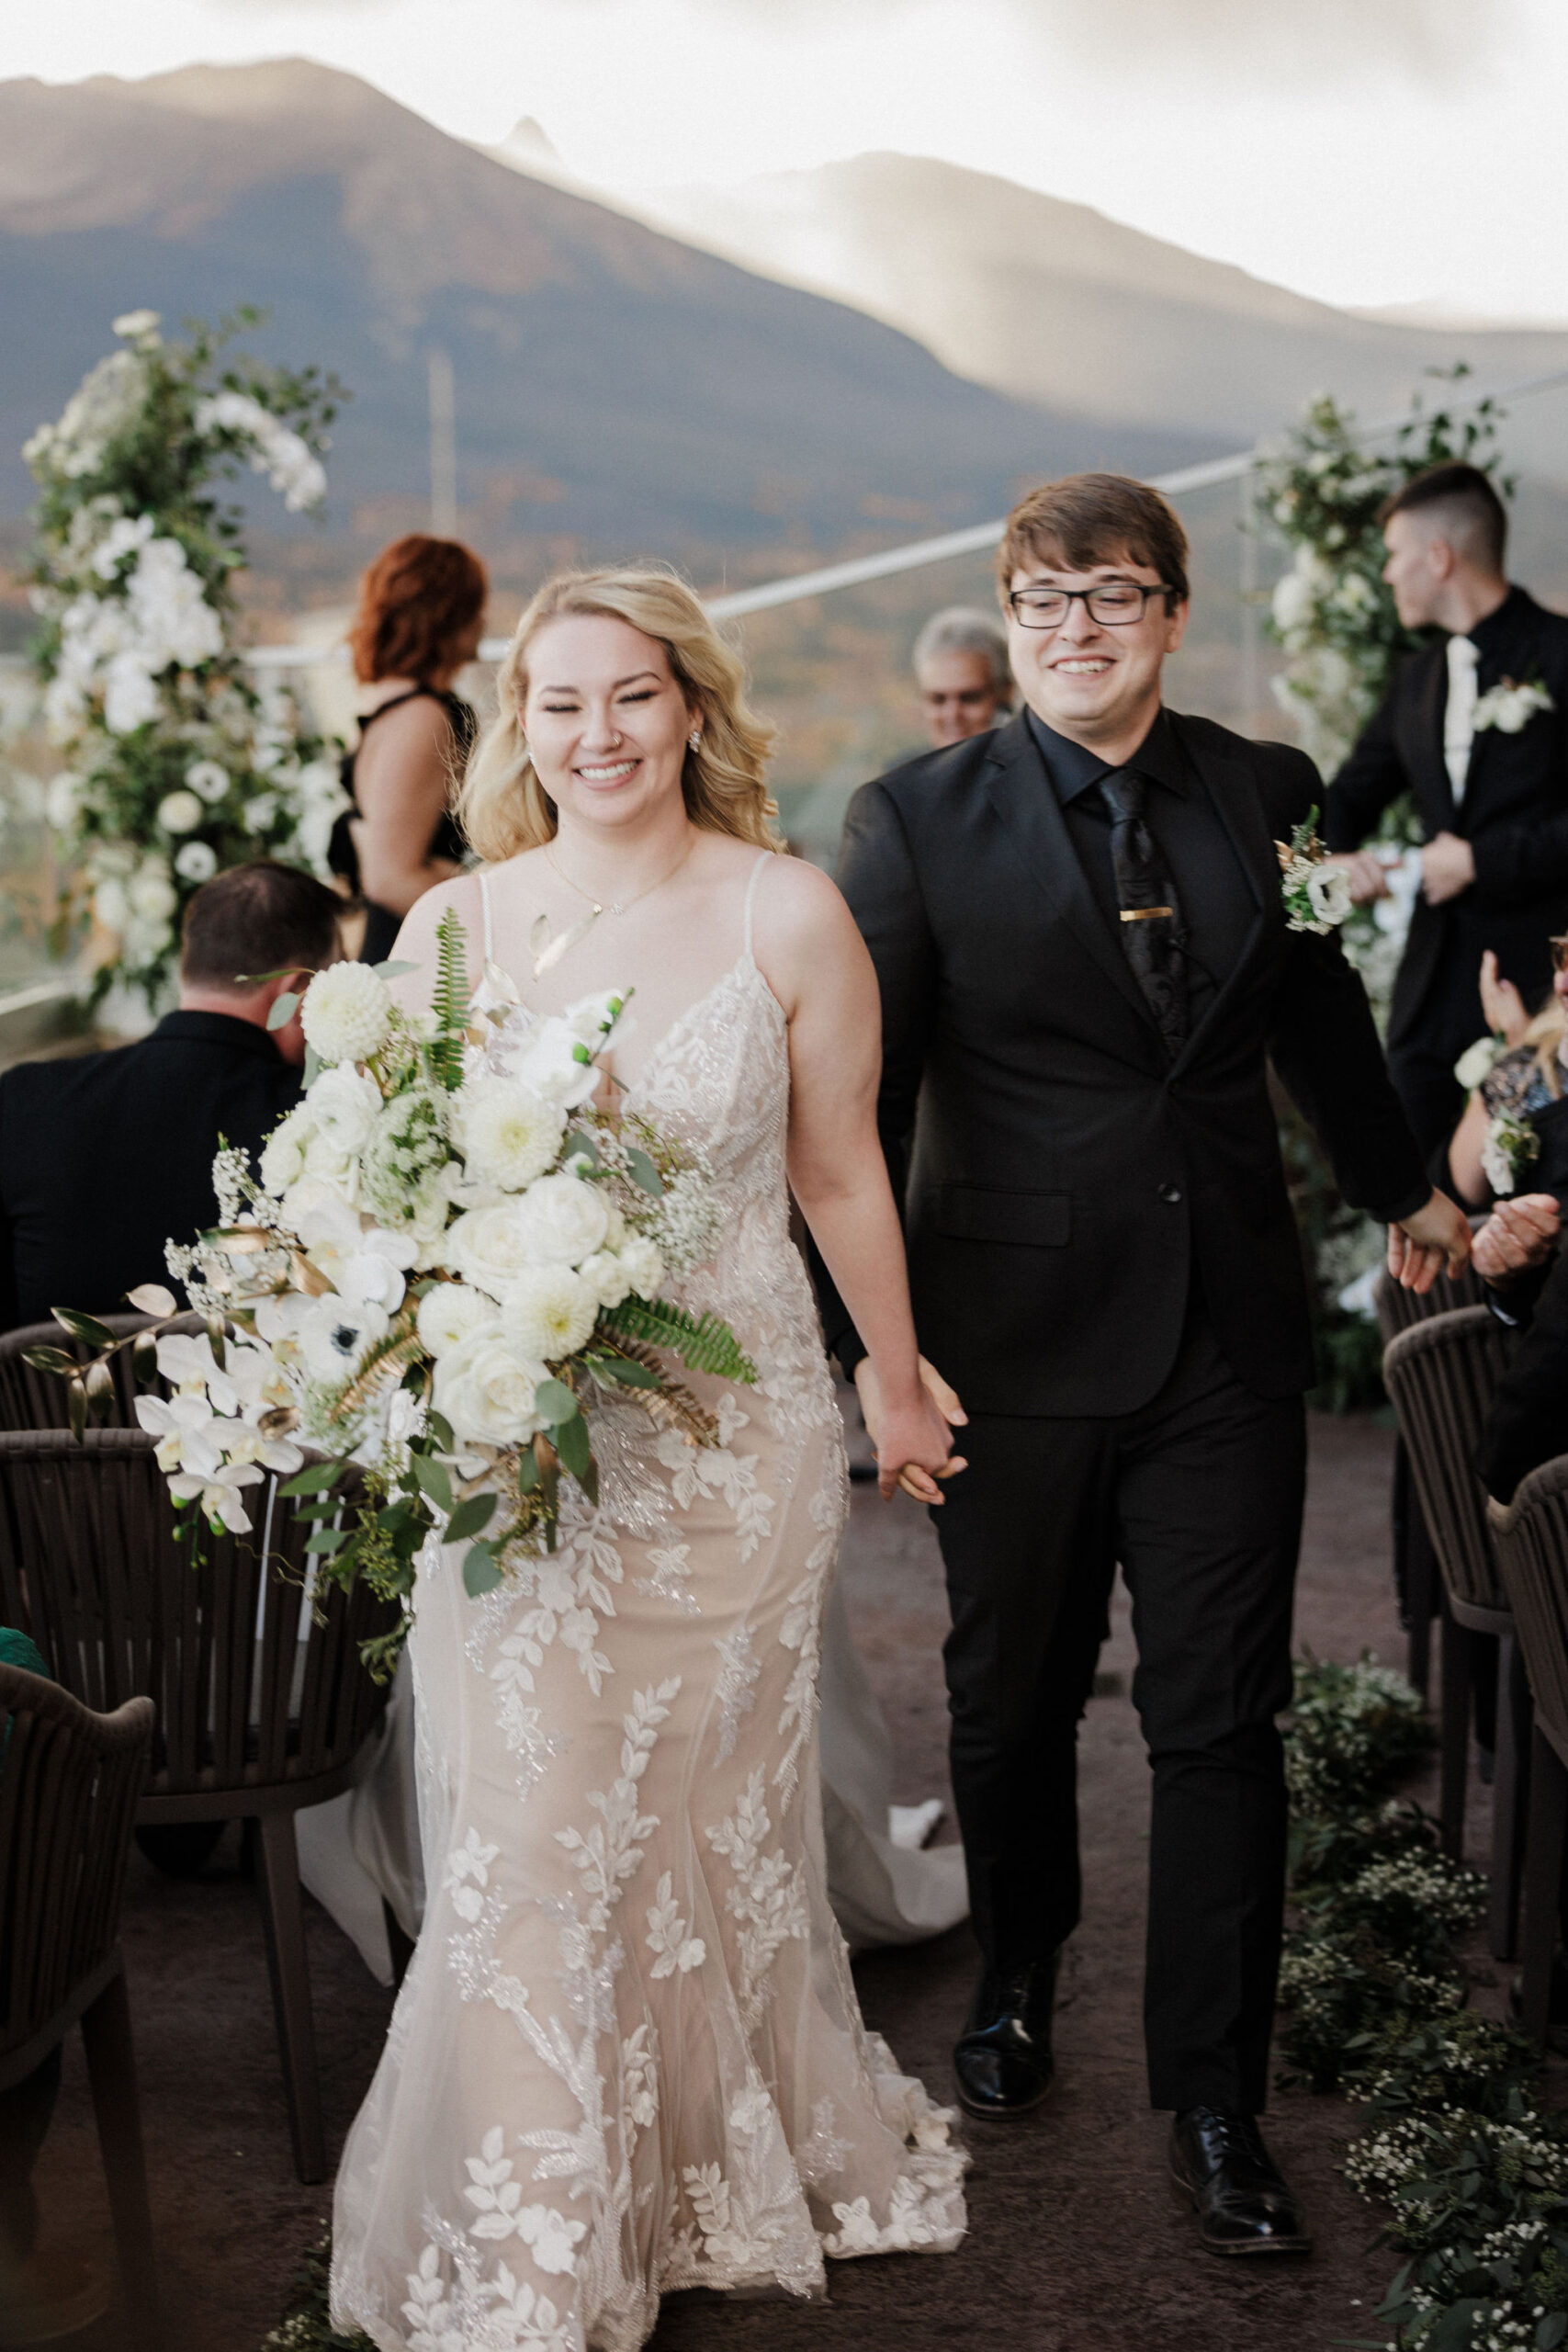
[23,306,349,1023]
[1280,1655,1568,2350]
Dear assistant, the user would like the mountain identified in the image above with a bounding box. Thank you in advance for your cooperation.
[0,63,1218,569]
[611,153,1568,474]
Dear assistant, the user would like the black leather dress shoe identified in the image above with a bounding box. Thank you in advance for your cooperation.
[953,1952,1059,2119]
[1169,2108,1312,2256]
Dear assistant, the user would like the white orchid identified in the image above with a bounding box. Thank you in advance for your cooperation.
[134,1390,226,1479]
[167,1459,264,1534]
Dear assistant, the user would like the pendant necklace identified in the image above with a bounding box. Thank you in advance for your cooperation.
[531,833,696,978]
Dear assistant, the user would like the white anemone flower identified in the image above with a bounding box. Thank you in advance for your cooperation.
[299,1296,389,1385]
[300,963,393,1066]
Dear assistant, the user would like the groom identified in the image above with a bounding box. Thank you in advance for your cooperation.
[818,473,1471,2253]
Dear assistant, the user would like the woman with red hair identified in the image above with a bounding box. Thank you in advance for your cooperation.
[333,534,489,962]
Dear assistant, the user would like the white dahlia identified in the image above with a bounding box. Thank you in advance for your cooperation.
[456,1073,566,1192]
[505,1265,599,1362]
[300,962,393,1066]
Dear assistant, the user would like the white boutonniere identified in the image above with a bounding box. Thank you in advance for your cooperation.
[1481,1106,1540,1198]
[1472,674,1555,735]
[1453,1033,1506,1091]
[1275,805,1352,934]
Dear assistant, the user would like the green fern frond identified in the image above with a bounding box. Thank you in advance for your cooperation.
[430,906,471,1090]
[600,1296,757,1385]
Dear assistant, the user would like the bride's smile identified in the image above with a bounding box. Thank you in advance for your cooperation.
[525,612,699,840]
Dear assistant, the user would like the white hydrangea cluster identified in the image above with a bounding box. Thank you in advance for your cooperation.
[46,532,225,740]
[193,389,327,513]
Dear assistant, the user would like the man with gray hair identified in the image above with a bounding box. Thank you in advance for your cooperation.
[913,605,1013,747]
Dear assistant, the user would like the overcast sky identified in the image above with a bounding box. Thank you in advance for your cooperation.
[6,0,1565,322]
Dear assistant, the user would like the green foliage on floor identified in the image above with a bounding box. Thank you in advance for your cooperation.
[1280,1655,1568,2350]
[264,2233,371,2351]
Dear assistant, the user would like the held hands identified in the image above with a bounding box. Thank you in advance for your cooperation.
[1321,849,1392,908]
[1472,1193,1561,1286]
[854,1355,968,1504]
[1479,950,1530,1050]
[1421,832,1476,906]
[1387,1189,1473,1294]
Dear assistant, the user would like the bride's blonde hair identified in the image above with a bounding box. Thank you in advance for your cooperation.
[460,565,783,863]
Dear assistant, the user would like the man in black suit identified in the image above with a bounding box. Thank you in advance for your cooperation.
[0,861,342,1330]
[1323,463,1568,1160]
[818,473,1469,2254]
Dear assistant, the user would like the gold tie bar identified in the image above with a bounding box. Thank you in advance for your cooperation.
[1120,907,1174,922]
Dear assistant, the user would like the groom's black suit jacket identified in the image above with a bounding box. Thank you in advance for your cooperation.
[819,708,1429,1419]
[1323,586,1568,1056]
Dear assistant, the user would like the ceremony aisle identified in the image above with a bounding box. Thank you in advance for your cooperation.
[27,1408,1536,2350]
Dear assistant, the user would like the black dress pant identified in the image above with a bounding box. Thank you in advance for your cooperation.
[932,1306,1306,2113]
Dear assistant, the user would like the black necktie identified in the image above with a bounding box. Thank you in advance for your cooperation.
[1097,770,1188,1057]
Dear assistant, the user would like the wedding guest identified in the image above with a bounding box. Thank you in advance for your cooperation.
[333,534,487,962]
[913,605,1013,747]
[1322,464,1568,1159]
[1449,942,1568,1215]
[0,862,340,1331]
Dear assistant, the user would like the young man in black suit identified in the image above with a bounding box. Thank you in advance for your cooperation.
[0,861,342,1330]
[818,474,1470,2255]
[1324,463,1568,1159]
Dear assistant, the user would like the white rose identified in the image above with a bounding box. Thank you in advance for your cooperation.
[300,962,393,1066]
[1454,1036,1502,1094]
[307,1064,382,1157]
[504,1265,599,1362]
[617,1235,665,1297]
[510,1170,609,1267]
[433,1322,545,1447]
[455,1074,566,1192]
[580,1250,633,1308]
[299,1295,389,1385]
[186,759,230,804]
[156,788,204,835]
[126,862,177,922]
[416,1281,495,1360]
[260,1105,313,1193]
[1305,864,1353,928]
[175,841,218,884]
[445,1198,539,1301]
[281,1176,364,1259]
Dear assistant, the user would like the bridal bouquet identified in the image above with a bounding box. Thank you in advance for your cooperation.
[30,910,754,1674]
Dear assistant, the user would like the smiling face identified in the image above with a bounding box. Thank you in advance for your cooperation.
[520,613,697,832]
[918,648,1007,747]
[1005,552,1187,754]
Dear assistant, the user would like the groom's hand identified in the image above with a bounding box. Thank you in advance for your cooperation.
[1388,1189,1473,1294]
[854,1356,968,1503]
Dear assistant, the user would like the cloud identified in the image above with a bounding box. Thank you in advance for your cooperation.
[1035,0,1517,86]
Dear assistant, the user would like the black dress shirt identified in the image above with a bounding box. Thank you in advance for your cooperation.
[1025,706,1257,1032]
[0,1010,301,1331]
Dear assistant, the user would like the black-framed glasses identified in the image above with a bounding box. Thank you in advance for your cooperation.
[1007,582,1177,630]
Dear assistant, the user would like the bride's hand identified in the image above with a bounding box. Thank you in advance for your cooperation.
[854,1356,968,1503]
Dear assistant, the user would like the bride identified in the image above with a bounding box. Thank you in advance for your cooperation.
[330,567,969,2350]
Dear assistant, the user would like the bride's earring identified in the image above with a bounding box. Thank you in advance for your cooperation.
[688,730,702,752]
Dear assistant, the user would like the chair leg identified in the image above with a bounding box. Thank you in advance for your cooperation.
[1439,1600,1472,1861]
[1488,1634,1532,1962]
[1404,1495,1438,1706]
[254,1812,326,2184]
[1520,1724,1568,2046]
[382,1896,415,1992]
[79,1968,164,2352]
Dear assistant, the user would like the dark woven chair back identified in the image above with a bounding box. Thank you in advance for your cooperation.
[1490,1458,1568,1770]
[0,1429,392,1811]
[1382,1305,1513,1622]
[0,1662,152,2080]
[0,1314,212,1432]
[1374,1261,1489,1350]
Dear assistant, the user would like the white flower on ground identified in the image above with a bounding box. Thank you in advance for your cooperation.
[510,1170,609,1267]
[1305,864,1353,927]
[299,1295,389,1385]
[617,1235,665,1297]
[156,789,203,835]
[580,1250,633,1308]
[307,1064,382,1158]
[432,1321,546,1446]
[504,1265,598,1362]
[175,841,218,883]
[416,1281,495,1359]
[454,1073,566,1192]
[299,962,392,1066]
[186,759,229,804]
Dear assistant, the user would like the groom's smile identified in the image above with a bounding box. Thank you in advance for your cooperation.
[1005,554,1190,766]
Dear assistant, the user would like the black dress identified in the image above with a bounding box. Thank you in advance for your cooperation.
[333,684,478,965]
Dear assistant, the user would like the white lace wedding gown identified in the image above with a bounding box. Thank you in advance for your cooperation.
[331,854,966,2352]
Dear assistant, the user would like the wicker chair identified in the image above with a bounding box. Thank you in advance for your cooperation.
[1382,1305,1527,1957]
[1374,1262,1490,1699]
[0,1661,163,2350]
[0,1429,397,2182]
[1488,1459,1568,2043]
[0,1315,172,1434]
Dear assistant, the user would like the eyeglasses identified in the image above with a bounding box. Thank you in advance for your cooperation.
[1007,583,1177,630]
[1551,936,1568,974]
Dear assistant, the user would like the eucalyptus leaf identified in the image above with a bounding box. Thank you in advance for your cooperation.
[446,1491,499,1544]
[626,1147,663,1196]
[562,1129,599,1169]
[518,1446,540,1495]
[304,1526,349,1555]
[412,1453,454,1515]
[589,1352,660,1390]
[536,1379,578,1428]
[265,991,301,1032]
[373,960,418,978]
[280,1461,344,1497]
[463,1543,504,1598]
[556,1412,592,1481]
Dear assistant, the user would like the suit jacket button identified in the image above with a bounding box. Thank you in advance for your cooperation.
[1158,1182,1182,1204]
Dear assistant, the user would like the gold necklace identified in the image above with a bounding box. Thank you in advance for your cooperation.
[532,833,695,978]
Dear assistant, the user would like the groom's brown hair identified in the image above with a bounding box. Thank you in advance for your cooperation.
[997,472,1190,608]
